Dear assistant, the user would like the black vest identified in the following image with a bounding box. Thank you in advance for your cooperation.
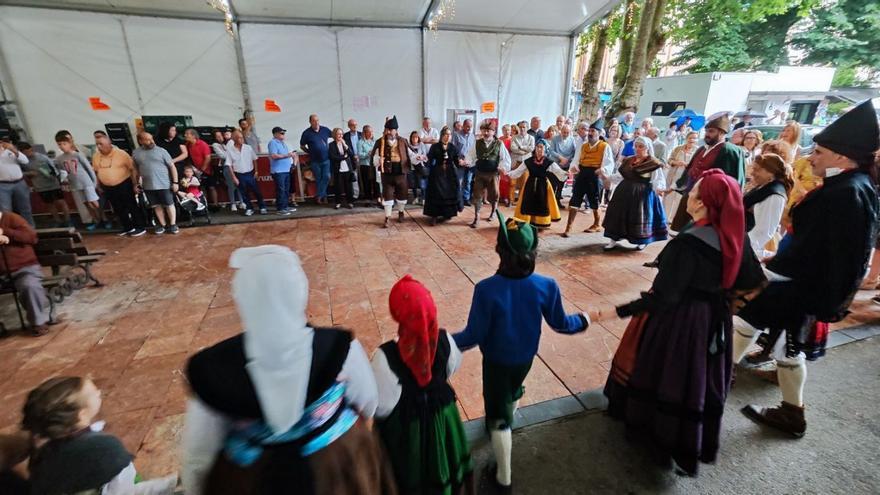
[475,139,502,173]
[743,180,786,232]
[29,431,132,495]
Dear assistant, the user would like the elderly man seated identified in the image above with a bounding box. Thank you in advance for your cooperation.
[0,210,57,335]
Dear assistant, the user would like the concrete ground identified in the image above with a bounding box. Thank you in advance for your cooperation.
[466,336,880,494]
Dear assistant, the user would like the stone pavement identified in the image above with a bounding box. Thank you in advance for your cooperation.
[478,336,880,494]
[0,205,877,479]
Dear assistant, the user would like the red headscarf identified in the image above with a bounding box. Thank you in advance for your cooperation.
[388,275,440,387]
[694,169,745,289]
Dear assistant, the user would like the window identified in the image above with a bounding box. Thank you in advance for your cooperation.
[650,101,687,116]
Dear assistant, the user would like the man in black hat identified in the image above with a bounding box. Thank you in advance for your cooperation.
[563,120,615,236]
[268,126,297,215]
[732,99,880,437]
[371,116,412,227]
[669,113,745,232]
[465,120,511,228]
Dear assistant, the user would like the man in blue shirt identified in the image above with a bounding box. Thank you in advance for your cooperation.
[620,127,644,158]
[454,211,591,492]
[299,114,332,204]
[268,126,297,215]
[452,119,475,208]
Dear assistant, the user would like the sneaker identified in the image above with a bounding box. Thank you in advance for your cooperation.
[230,204,238,212]
[244,209,254,216]
[238,202,247,210]
[118,228,136,237]
[259,208,268,215]
[291,202,299,208]
[168,224,180,234]
[196,202,206,211]
[130,228,147,237]
[346,203,354,209]
[277,209,291,216]
[103,221,113,229]
[335,204,341,209]
[85,223,98,231]
[154,226,166,235]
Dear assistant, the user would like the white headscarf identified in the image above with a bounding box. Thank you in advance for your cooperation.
[634,136,656,158]
[230,245,313,433]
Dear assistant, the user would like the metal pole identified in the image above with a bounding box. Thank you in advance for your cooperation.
[421,28,427,118]
[562,34,578,118]
[232,22,252,114]
[119,19,145,114]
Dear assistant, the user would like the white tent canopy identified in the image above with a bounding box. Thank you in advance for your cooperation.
[0,0,619,147]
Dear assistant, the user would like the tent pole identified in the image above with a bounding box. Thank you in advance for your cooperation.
[232,22,252,115]
[421,28,427,118]
[119,19,144,114]
[562,34,577,118]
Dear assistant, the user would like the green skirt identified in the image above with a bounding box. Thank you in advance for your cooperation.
[378,401,473,495]
[482,358,533,429]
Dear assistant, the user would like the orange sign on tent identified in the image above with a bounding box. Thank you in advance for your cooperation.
[481,101,496,113]
[264,99,281,112]
[89,97,110,111]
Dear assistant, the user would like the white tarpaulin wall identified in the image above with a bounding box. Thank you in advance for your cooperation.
[0,6,243,147]
[425,31,570,127]
[0,6,141,147]
[240,24,422,142]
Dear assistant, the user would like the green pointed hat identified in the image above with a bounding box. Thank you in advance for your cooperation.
[496,210,538,255]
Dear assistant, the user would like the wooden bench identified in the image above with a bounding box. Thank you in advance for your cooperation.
[35,229,106,290]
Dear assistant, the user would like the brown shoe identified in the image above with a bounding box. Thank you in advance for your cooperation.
[741,402,806,438]
[398,212,405,223]
[383,217,390,229]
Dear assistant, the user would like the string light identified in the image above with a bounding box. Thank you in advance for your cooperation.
[427,0,456,38]
[207,0,235,38]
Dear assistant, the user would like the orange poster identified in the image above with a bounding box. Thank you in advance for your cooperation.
[89,97,110,111]
[264,99,281,112]
[481,101,496,113]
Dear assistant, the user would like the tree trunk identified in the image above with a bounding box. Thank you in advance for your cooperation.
[644,0,668,75]
[579,20,610,123]
[608,0,665,118]
[612,0,639,97]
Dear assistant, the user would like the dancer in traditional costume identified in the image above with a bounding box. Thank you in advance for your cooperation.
[599,169,764,476]
[602,136,668,250]
[373,116,412,228]
[563,121,615,236]
[510,140,567,228]
[465,120,511,228]
[182,245,394,495]
[743,153,792,258]
[424,127,462,225]
[453,212,591,492]
[670,114,746,231]
[733,99,880,438]
[372,275,473,494]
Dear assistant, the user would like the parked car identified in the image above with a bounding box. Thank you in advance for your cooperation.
[746,124,824,155]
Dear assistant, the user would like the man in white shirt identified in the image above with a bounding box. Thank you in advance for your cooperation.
[0,138,35,225]
[466,120,511,228]
[417,117,439,146]
[509,121,535,206]
[225,129,267,216]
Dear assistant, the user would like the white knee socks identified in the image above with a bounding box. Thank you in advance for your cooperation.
[732,316,760,364]
[383,200,394,218]
[777,357,807,407]
[396,199,407,213]
[490,428,513,486]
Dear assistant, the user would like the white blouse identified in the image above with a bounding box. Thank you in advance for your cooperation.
[370,332,462,419]
[748,193,786,257]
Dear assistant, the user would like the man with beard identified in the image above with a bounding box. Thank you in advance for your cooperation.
[372,116,412,228]
[669,114,745,231]
[733,99,880,437]
[563,121,615,237]
[465,120,511,228]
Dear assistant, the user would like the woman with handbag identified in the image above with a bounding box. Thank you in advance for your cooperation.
[329,128,357,209]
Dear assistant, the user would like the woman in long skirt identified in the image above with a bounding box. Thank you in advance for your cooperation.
[510,140,567,228]
[594,169,764,476]
[603,136,668,250]
[424,127,462,225]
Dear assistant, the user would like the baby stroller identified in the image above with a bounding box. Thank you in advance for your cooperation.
[176,183,212,227]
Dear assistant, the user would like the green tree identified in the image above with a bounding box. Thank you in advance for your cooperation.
[579,16,613,122]
[792,0,880,83]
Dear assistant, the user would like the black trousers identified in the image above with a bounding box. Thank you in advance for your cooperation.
[334,170,355,205]
[102,180,145,231]
[359,165,378,201]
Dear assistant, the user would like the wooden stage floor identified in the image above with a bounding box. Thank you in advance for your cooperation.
[1,206,877,478]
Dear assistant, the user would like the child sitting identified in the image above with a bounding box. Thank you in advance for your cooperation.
[21,376,178,494]
[178,165,205,211]
[371,275,473,494]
